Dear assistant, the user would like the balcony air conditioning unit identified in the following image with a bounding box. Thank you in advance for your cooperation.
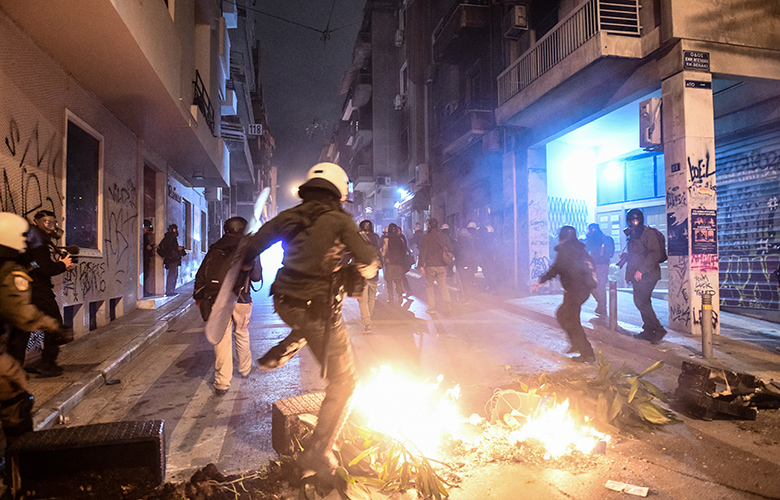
[395,29,405,47]
[503,5,528,39]
[639,97,663,150]
[394,94,406,110]
[376,176,391,186]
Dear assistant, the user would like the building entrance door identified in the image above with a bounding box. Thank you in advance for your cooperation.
[143,165,157,297]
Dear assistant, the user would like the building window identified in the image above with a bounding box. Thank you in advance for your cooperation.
[65,114,102,250]
[597,153,665,206]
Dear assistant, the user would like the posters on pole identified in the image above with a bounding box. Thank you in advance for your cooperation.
[691,209,717,254]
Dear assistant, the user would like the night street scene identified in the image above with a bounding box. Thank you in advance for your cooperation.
[1,0,780,499]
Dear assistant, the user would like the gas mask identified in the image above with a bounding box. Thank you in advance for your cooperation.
[37,216,63,239]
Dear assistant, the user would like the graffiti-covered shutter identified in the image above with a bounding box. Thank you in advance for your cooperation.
[717,125,780,311]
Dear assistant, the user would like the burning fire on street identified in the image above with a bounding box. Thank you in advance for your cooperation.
[350,366,610,462]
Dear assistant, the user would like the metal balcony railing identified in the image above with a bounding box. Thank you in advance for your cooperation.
[497,0,640,106]
[193,69,216,136]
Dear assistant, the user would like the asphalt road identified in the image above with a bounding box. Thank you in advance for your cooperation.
[65,277,780,499]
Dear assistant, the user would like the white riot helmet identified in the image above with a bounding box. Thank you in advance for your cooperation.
[299,162,350,202]
[0,212,29,252]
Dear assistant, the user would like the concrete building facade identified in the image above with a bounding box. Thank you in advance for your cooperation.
[335,0,780,328]
[0,0,270,338]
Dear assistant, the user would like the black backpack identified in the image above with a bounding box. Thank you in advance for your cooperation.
[194,247,235,320]
[647,227,668,263]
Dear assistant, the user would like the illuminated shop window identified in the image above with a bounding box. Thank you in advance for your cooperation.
[597,153,664,206]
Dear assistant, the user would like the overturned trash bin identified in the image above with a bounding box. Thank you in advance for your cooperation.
[8,420,165,499]
[675,361,780,421]
[272,393,325,456]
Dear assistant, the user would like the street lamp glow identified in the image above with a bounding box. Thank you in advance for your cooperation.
[398,188,410,198]
[291,186,299,197]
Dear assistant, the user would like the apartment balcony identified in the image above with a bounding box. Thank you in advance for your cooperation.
[0,0,228,187]
[221,122,254,183]
[353,165,375,195]
[496,0,642,128]
[432,1,490,63]
[439,102,494,157]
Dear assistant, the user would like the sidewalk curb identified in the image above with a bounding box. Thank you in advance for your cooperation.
[500,300,779,379]
[503,301,688,366]
[33,301,194,431]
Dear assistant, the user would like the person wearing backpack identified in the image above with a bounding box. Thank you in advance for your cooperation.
[193,217,262,396]
[584,223,615,316]
[621,208,666,344]
[157,224,186,296]
[532,226,597,363]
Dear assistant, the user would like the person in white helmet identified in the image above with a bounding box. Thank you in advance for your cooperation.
[0,212,68,460]
[243,163,379,483]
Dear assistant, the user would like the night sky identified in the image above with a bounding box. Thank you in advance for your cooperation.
[253,0,366,210]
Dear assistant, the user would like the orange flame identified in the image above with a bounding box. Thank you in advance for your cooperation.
[351,366,609,460]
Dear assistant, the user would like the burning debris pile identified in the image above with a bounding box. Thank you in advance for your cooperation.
[293,355,675,499]
[127,355,676,500]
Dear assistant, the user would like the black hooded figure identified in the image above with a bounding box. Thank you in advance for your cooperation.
[534,226,597,363]
[621,208,666,343]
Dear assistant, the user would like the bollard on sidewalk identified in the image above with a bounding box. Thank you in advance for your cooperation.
[701,291,715,358]
[609,280,618,331]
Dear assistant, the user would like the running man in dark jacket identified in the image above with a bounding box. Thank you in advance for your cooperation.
[533,226,597,363]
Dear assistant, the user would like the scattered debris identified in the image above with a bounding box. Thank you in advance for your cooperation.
[605,480,649,497]
[675,361,780,420]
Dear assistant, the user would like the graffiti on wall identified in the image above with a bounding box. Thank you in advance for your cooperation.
[2,119,62,217]
[105,179,138,286]
[718,142,780,310]
[530,252,550,280]
[2,112,136,306]
[527,170,550,282]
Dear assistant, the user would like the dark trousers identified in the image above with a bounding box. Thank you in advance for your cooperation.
[143,255,153,296]
[556,288,594,357]
[384,265,405,301]
[632,278,662,333]
[273,295,357,456]
[165,264,179,295]
[8,290,62,366]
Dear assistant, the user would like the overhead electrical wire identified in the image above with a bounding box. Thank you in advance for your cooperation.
[242,1,360,43]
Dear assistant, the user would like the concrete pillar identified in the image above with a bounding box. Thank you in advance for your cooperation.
[663,71,720,335]
[505,143,550,291]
